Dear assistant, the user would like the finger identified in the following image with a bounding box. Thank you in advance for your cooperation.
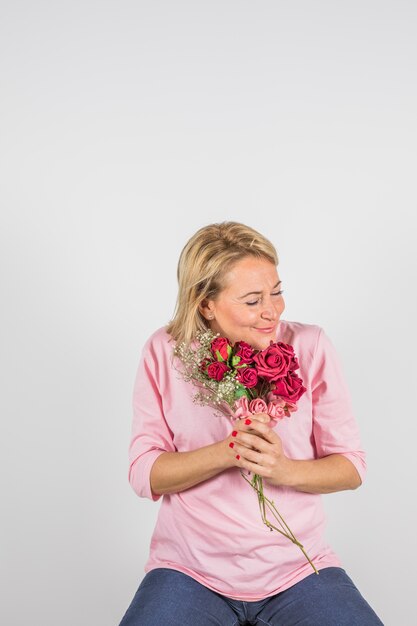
[234,413,270,430]
[229,420,262,447]
[231,417,272,450]
[249,412,271,424]
[234,450,270,476]
[233,430,271,454]
[232,421,267,442]
[240,418,280,445]
[229,433,255,452]
[234,444,264,465]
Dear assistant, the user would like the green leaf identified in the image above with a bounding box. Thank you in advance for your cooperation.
[215,349,225,362]
[235,384,251,399]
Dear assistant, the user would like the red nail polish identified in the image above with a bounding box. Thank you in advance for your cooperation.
[229,442,234,448]
[232,430,238,437]
[236,454,240,460]
[245,419,252,425]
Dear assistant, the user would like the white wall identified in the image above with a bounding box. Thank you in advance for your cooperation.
[1,2,415,624]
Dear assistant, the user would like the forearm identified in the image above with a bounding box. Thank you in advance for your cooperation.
[150,441,230,496]
[282,454,362,494]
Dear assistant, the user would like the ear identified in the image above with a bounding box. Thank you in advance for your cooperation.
[199,299,215,321]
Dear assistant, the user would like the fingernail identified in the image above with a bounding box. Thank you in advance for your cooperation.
[232,430,238,437]
[236,454,240,460]
[229,442,234,448]
[245,419,252,425]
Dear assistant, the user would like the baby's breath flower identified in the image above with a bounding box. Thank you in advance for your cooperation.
[172,330,241,416]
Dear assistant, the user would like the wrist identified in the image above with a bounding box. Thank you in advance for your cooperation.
[280,456,297,488]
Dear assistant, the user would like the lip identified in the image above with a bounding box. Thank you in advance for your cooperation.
[254,325,276,333]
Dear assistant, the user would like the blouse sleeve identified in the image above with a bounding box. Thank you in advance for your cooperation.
[128,336,177,501]
[311,326,367,484]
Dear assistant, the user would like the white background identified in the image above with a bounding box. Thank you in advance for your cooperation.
[1,2,416,624]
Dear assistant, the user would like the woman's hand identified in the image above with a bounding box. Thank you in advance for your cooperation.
[226,412,292,487]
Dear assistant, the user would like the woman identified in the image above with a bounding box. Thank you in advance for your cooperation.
[119,221,384,625]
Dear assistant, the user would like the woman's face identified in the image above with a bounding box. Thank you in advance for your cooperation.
[200,256,285,350]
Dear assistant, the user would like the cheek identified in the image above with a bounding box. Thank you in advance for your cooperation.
[236,308,258,325]
[222,307,253,327]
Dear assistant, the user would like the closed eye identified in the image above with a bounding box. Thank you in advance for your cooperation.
[246,290,284,306]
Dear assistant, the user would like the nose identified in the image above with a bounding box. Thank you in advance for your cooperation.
[260,297,278,321]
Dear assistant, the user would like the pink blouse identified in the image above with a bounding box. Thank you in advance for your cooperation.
[127,319,366,601]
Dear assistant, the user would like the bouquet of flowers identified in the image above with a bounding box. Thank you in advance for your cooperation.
[173,329,319,575]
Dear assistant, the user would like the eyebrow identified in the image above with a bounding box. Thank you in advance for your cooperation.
[238,280,282,299]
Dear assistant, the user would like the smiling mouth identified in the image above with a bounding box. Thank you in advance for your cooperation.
[254,325,276,332]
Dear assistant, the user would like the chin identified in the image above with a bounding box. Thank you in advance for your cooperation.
[257,338,272,350]
[252,328,279,349]
[248,336,268,351]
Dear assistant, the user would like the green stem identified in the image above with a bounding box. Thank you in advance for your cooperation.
[242,472,296,538]
[240,471,319,575]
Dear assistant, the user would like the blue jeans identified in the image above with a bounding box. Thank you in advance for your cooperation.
[118,566,384,625]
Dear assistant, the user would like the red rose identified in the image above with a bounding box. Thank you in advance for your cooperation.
[252,343,289,382]
[211,337,232,361]
[277,341,300,372]
[234,341,255,364]
[236,366,259,388]
[207,361,230,381]
[272,370,306,402]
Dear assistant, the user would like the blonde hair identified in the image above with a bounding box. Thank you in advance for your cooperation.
[165,221,279,347]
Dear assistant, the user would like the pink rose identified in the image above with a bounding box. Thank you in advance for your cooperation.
[236,366,258,388]
[207,361,230,381]
[285,400,298,414]
[211,337,232,361]
[249,398,268,414]
[266,401,286,419]
[233,397,252,419]
[272,370,306,402]
[265,390,285,405]
[234,341,255,364]
[252,343,289,382]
